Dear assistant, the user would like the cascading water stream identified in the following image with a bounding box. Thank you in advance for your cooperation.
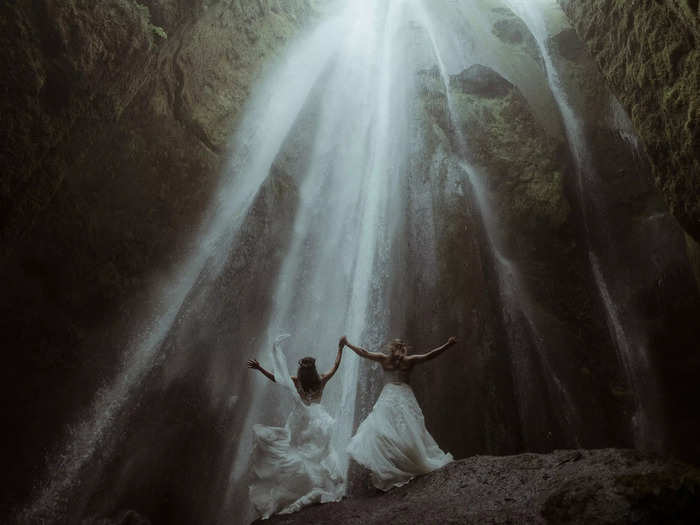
[227,0,416,498]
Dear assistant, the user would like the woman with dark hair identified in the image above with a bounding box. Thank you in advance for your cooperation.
[247,354,338,405]
[341,335,456,491]
[246,335,345,518]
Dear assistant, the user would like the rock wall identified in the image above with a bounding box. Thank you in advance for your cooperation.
[404,3,700,471]
[409,61,628,458]
[0,0,318,518]
[558,0,700,242]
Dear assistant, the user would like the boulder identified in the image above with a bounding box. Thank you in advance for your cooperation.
[449,64,514,98]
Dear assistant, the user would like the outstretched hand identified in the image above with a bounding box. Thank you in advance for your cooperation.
[447,336,458,345]
[339,335,348,349]
[247,358,261,370]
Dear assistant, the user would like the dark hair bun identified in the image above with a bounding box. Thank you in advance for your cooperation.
[298,357,316,367]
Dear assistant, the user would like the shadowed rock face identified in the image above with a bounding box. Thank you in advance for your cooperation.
[0,0,317,518]
[491,6,543,68]
[259,449,700,525]
[549,28,587,62]
[412,54,700,465]
[553,0,700,461]
[411,63,629,456]
[558,0,700,242]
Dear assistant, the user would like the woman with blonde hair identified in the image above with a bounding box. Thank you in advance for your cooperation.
[341,335,457,490]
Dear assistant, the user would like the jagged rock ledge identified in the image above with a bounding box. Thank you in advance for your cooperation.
[257,449,700,524]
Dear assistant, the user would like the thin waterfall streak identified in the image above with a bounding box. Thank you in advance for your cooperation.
[589,251,659,448]
[499,2,593,442]
[589,253,637,376]
[505,0,661,447]
[495,253,582,444]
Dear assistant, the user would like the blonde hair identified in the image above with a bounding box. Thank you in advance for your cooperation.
[385,339,411,354]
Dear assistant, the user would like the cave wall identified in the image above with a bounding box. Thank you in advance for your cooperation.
[0,0,319,517]
[555,0,700,460]
[558,0,699,242]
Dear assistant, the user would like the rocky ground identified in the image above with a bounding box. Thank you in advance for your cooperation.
[258,449,700,525]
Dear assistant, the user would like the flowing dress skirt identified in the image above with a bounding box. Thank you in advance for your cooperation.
[347,382,452,491]
[249,403,344,518]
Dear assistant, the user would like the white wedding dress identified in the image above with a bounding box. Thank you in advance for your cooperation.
[347,368,453,491]
[249,336,344,519]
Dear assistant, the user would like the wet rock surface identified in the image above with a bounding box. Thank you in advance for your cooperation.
[558,0,700,241]
[548,27,587,62]
[259,449,700,525]
[552,0,700,461]
[414,59,700,465]
[413,63,628,455]
[490,6,543,68]
[0,0,317,518]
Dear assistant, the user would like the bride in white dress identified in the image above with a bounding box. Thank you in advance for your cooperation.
[246,335,345,518]
[342,336,456,491]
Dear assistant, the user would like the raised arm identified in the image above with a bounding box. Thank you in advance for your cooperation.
[247,359,276,383]
[322,340,345,384]
[340,336,385,362]
[406,336,457,364]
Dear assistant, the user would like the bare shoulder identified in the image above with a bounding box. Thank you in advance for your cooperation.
[364,349,387,362]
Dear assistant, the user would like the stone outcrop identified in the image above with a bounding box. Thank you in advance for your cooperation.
[558,0,700,242]
[260,449,700,525]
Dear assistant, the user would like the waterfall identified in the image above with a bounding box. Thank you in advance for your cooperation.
[19,0,696,522]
